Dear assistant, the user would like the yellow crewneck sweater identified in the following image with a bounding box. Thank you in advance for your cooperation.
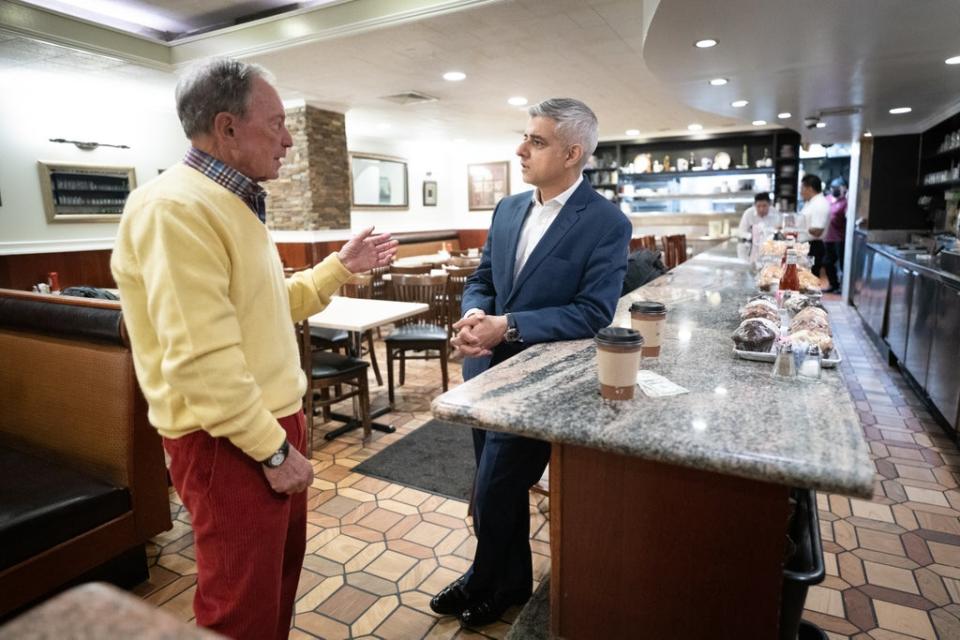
[111,163,352,461]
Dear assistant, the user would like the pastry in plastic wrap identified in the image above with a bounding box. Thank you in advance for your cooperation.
[794,306,828,324]
[789,314,830,335]
[759,241,810,258]
[749,294,777,305]
[732,318,779,352]
[798,268,821,293]
[757,264,783,290]
[787,330,834,357]
[740,299,780,322]
[784,293,826,315]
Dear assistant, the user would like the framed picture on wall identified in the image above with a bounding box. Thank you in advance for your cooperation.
[468,161,510,211]
[423,180,437,206]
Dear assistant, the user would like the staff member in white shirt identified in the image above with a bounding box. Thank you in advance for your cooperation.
[800,174,830,278]
[737,193,781,241]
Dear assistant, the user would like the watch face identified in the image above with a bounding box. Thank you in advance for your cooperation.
[269,451,285,467]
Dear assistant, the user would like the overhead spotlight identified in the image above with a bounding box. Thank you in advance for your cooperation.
[443,71,466,81]
[695,39,718,48]
[946,56,960,65]
[731,100,749,108]
[864,131,873,138]
[508,96,528,106]
[777,112,791,119]
[889,107,912,114]
[709,78,728,86]
[815,122,827,128]
[625,129,640,136]
[752,120,767,126]
[687,123,703,131]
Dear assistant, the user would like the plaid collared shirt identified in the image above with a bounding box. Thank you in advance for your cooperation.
[183,147,267,223]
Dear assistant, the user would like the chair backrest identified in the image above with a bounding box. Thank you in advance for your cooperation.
[631,235,657,252]
[342,273,374,299]
[390,273,448,326]
[444,266,474,337]
[449,256,481,268]
[662,234,688,269]
[390,264,432,275]
[369,265,389,300]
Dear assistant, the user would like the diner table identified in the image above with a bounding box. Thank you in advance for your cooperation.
[309,296,428,439]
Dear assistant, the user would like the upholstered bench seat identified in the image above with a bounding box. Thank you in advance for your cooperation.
[0,445,130,572]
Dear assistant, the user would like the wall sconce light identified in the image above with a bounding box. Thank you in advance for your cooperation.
[49,138,130,151]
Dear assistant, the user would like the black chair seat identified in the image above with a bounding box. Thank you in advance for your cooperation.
[310,326,348,344]
[385,323,448,342]
[311,351,368,378]
[0,446,130,571]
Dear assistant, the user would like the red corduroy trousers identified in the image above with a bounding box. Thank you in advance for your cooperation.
[163,411,307,640]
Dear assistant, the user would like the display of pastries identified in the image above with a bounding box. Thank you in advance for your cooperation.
[793,306,829,324]
[786,330,834,357]
[732,318,779,353]
[798,268,821,293]
[740,299,780,322]
[758,264,783,290]
[790,314,831,335]
[783,292,825,315]
[759,241,811,258]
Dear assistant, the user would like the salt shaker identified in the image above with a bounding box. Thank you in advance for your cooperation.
[798,345,822,380]
[772,343,796,378]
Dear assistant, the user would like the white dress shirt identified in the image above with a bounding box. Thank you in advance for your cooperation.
[513,175,583,280]
[737,206,781,239]
[801,192,830,241]
[463,175,583,320]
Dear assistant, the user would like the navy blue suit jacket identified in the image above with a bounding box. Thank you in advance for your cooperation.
[461,178,632,381]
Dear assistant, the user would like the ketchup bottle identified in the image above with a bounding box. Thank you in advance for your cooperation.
[779,250,800,291]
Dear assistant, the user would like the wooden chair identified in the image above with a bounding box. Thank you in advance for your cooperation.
[384,273,450,405]
[297,319,371,447]
[390,264,432,275]
[631,235,657,252]
[369,265,390,300]
[662,234,688,269]
[444,265,475,339]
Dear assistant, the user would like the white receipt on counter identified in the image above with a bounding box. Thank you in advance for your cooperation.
[636,370,689,397]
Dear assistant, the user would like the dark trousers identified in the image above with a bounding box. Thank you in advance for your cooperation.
[164,411,307,640]
[465,428,551,601]
[809,239,826,279]
[824,241,844,291]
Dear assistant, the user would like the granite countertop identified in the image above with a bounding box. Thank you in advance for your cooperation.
[432,240,875,497]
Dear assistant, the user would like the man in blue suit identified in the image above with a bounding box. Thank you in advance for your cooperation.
[429,98,632,627]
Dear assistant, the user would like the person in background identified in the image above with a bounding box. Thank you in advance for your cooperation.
[111,58,397,640]
[429,98,631,628]
[800,174,830,280]
[824,177,848,293]
[737,192,781,241]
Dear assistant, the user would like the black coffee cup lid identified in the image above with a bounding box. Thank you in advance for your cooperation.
[629,300,666,313]
[595,326,644,346]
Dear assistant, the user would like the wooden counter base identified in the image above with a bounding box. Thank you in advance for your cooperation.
[549,443,790,639]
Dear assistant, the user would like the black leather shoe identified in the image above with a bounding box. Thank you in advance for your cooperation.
[458,592,530,628]
[430,577,472,616]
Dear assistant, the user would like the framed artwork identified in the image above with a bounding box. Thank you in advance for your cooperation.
[37,161,136,223]
[350,153,408,209]
[423,180,437,206]
[468,161,510,211]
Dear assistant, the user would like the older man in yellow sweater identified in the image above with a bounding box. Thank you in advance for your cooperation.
[111,58,397,640]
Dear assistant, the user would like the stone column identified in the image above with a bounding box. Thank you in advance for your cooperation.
[266,104,350,230]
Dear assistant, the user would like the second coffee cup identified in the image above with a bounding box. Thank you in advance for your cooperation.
[629,300,667,358]
[595,327,644,400]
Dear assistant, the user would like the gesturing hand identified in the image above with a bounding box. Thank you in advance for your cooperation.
[262,446,313,495]
[338,226,399,273]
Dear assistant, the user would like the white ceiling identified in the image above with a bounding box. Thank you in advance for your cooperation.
[2,0,959,146]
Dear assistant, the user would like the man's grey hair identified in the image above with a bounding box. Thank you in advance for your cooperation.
[175,58,273,138]
[527,98,599,168]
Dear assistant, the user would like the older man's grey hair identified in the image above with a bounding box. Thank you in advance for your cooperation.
[527,98,599,168]
[175,58,273,139]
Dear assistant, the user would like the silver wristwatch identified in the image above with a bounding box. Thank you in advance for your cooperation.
[504,313,522,343]
[262,439,290,468]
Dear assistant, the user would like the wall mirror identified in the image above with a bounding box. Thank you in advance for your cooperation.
[350,153,408,208]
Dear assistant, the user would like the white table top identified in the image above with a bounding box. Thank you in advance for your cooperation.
[309,296,428,333]
[392,253,452,266]
[382,269,447,281]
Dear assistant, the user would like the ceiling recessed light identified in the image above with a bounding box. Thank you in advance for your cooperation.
[889,107,912,114]
[863,131,873,137]
[731,100,749,108]
[815,121,827,128]
[694,39,718,48]
[777,112,791,119]
[687,123,703,131]
[752,120,767,126]
[508,96,528,106]
[377,123,391,130]
[709,78,728,86]
[443,71,466,81]
[625,129,640,136]
[946,55,960,65]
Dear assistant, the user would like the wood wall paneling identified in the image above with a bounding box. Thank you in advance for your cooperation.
[457,229,488,249]
[0,250,115,291]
